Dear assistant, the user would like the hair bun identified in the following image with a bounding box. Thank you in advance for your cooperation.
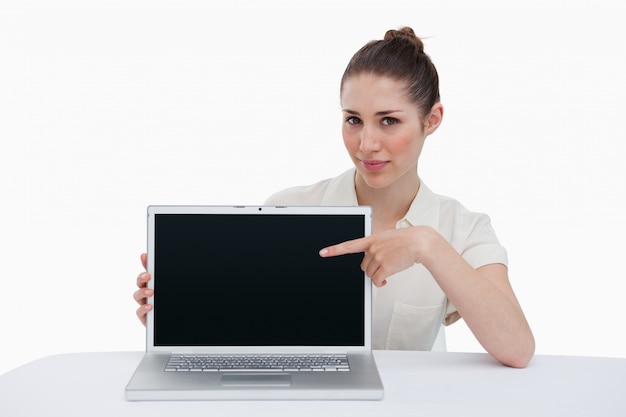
[384,27,424,52]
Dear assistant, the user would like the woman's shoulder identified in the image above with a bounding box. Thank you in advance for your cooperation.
[434,191,493,228]
[424,186,507,267]
[264,169,356,206]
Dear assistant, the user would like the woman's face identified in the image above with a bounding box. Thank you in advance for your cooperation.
[341,73,429,191]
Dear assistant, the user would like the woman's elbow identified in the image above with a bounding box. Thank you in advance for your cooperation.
[498,337,536,369]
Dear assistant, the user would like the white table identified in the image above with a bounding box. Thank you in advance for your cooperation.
[1,350,624,416]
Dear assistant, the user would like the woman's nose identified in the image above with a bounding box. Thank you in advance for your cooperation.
[359,126,381,153]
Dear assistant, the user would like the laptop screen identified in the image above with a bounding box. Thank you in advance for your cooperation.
[152,212,366,347]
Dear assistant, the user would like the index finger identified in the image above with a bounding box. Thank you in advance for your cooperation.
[319,236,371,258]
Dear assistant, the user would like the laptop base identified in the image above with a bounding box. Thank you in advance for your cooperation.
[125,352,384,401]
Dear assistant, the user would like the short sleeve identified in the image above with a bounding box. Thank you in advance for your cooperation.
[445,205,508,269]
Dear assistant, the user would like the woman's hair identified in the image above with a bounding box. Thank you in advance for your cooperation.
[340,27,440,118]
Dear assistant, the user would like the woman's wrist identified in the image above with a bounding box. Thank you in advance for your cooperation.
[410,225,440,266]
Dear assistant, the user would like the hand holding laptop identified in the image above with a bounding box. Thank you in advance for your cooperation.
[133,253,152,326]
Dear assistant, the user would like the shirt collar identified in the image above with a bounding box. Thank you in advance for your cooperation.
[395,180,440,230]
[320,167,440,229]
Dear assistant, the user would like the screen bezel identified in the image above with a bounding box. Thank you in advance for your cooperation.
[145,205,373,353]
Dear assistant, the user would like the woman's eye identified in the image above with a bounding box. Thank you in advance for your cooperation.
[381,117,399,126]
[346,116,361,125]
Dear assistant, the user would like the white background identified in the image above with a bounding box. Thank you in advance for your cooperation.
[1,0,625,375]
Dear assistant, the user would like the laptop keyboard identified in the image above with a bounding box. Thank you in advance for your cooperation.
[165,354,350,372]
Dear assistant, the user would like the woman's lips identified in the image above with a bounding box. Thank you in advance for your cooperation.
[360,160,389,171]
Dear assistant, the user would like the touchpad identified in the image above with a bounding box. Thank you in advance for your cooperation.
[221,374,292,387]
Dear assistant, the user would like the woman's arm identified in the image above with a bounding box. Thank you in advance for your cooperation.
[320,225,535,368]
[417,226,535,368]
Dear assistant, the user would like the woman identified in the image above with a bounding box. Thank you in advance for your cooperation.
[135,27,535,368]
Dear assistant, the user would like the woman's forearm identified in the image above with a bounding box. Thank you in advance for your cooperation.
[416,226,535,368]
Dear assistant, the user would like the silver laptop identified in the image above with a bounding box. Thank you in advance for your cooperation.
[125,205,384,400]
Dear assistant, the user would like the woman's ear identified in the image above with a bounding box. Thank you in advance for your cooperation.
[424,103,444,136]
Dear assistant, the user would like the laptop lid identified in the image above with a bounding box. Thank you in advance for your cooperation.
[145,205,373,354]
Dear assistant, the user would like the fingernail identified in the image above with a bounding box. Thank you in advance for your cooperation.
[319,248,329,256]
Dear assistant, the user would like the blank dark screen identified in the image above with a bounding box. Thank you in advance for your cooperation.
[153,213,365,346]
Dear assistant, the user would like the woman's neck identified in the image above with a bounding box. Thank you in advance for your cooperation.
[355,171,420,232]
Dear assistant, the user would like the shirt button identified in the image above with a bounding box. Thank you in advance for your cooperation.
[398,219,413,229]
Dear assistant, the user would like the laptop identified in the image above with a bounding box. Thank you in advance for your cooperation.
[125,205,384,400]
